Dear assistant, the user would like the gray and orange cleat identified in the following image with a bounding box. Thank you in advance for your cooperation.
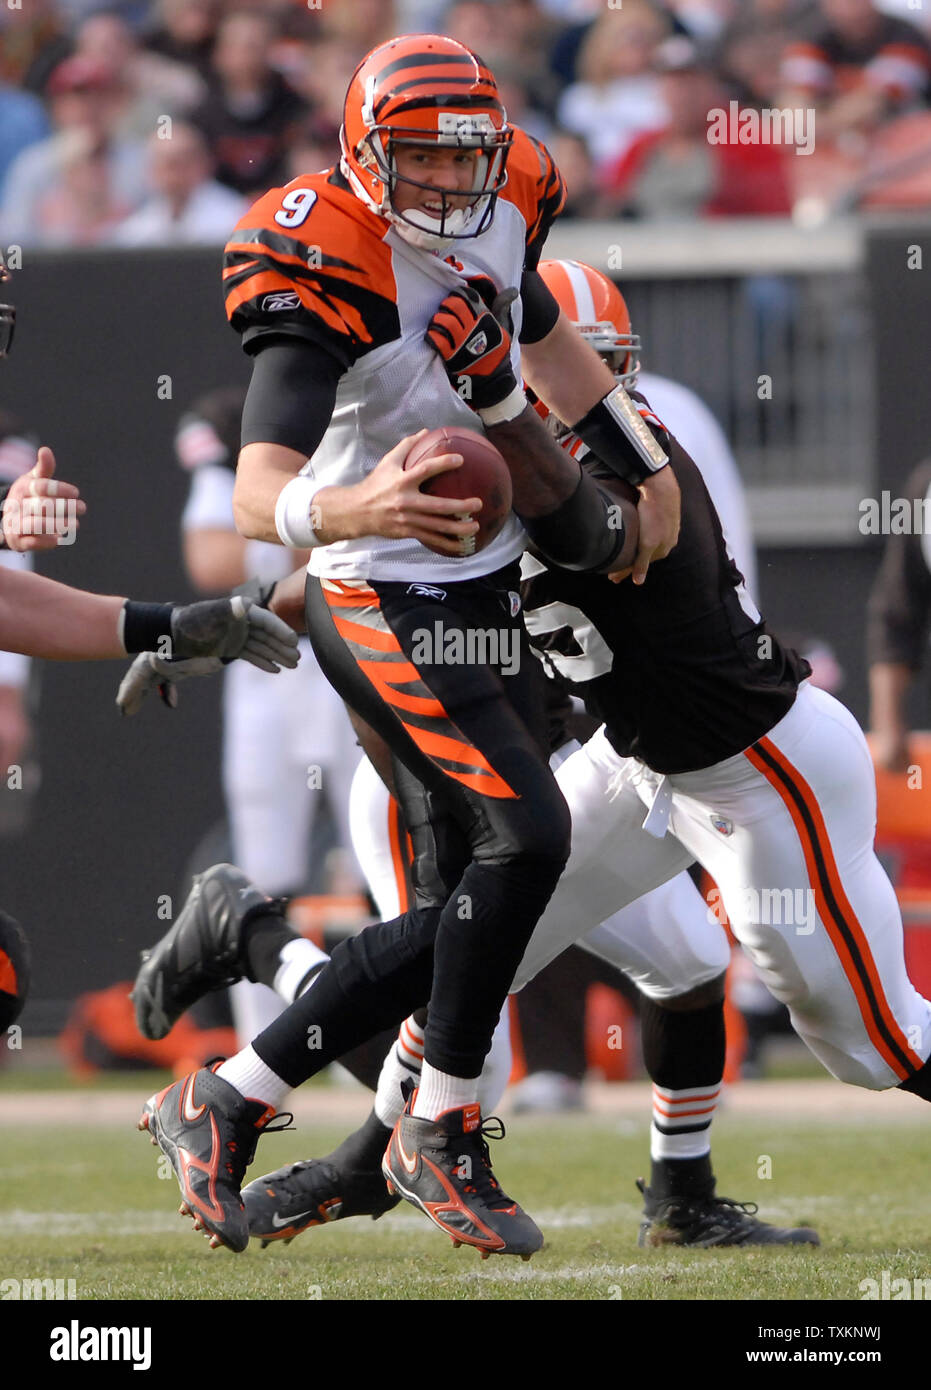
[131,863,286,1041]
[138,1063,290,1252]
[636,1178,820,1248]
[382,1094,543,1260]
[243,1154,400,1248]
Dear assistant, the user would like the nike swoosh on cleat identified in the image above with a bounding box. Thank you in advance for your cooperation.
[270,1209,318,1228]
[394,1135,419,1176]
[181,1074,207,1123]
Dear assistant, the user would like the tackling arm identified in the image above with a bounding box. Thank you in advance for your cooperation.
[521,295,680,584]
[0,567,127,660]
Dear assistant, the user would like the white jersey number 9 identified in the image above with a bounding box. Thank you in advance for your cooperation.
[274,188,318,228]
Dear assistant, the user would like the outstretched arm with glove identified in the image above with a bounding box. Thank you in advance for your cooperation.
[115,574,302,715]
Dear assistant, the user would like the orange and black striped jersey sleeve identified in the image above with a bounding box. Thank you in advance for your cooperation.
[502,128,568,272]
[222,171,402,370]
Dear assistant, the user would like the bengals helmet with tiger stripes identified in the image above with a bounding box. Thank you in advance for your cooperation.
[538,260,640,386]
[340,34,514,251]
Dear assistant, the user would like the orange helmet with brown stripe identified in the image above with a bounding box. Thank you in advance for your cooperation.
[538,259,640,386]
[340,34,513,251]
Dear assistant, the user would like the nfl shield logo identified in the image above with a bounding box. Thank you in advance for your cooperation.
[467,332,488,356]
[509,591,521,617]
[710,814,734,836]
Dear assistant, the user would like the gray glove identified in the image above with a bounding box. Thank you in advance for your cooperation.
[116,596,299,716]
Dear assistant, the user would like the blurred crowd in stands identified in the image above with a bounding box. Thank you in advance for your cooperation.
[2,0,931,247]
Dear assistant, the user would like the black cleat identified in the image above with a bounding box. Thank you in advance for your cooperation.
[132,863,282,1040]
[383,1094,543,1259]
[636,1178,820,1248]
[243,1155,400,1248]
[138,1063,290,1252]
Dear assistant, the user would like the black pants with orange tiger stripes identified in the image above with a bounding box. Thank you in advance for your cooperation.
[253,565,571,1083]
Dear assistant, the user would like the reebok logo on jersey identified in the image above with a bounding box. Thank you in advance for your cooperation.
[261,291,302,313]
[406,583,447,601]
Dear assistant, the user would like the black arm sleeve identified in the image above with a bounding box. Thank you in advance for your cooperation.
[518,268,560,345]
[866,461,931,670]
[240,338,343,458]
[519,469,627,573]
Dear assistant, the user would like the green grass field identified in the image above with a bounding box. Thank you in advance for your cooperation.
[2,1075,929,1302]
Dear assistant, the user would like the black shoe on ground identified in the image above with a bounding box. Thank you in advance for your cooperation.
[383,1094,543,1260]
[139,1063,290,1252]
[636,1178,820,1248]
[132,863,281,1040]
[243,1154,400,1248]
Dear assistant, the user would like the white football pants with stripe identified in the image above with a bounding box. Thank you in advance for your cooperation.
[352,683,931,1093]
[517,683,931,1090]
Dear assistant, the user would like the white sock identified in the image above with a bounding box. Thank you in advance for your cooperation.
[375,1045,420,1128]
[273,937,329,1003]
[650,1083,720,1162]
[216,1045,292,1111]
[413,1060,478,1120]
[374,1014,424,1127]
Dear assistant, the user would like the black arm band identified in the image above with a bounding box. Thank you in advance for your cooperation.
[122,601,175,654]
[518,470,626,573]
[518,268,560,344]
[574,386,669,485]
[241,338,342,458]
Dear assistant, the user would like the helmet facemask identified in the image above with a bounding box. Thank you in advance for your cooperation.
[343,105,512,251]
[575,322,641,387]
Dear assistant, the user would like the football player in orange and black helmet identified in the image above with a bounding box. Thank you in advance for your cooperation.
[339,34,514,250]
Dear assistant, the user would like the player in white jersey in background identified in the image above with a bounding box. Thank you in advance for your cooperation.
[176,388,362,1045]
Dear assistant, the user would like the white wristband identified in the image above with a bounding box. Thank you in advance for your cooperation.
[275,475,325,549]
[477,385,528,427]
